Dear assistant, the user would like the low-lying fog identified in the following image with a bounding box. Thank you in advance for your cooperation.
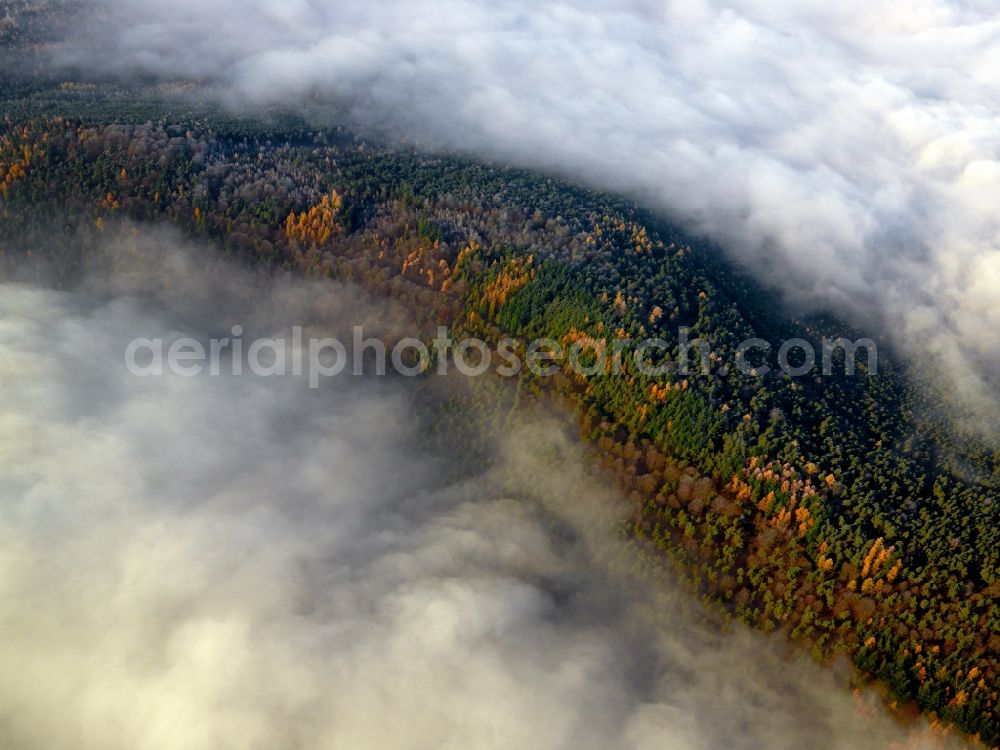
[0,229,959,749]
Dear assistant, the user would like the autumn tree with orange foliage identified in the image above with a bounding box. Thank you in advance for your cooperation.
[285,191,343,247]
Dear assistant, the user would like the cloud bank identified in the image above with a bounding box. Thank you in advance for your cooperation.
[55,0,1000,418]
[0,232,957,749]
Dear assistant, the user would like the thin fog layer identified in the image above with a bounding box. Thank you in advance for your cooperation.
[56,0,1000,420]
[0,234,957,749]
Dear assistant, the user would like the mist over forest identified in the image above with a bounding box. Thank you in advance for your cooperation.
[51,0,1000,423]
[0,231,958,749]
[1,1,999,748]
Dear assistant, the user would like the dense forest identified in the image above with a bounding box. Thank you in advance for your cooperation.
[1,17,998,745]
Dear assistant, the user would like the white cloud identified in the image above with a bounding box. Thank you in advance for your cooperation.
[0,233,958,749]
